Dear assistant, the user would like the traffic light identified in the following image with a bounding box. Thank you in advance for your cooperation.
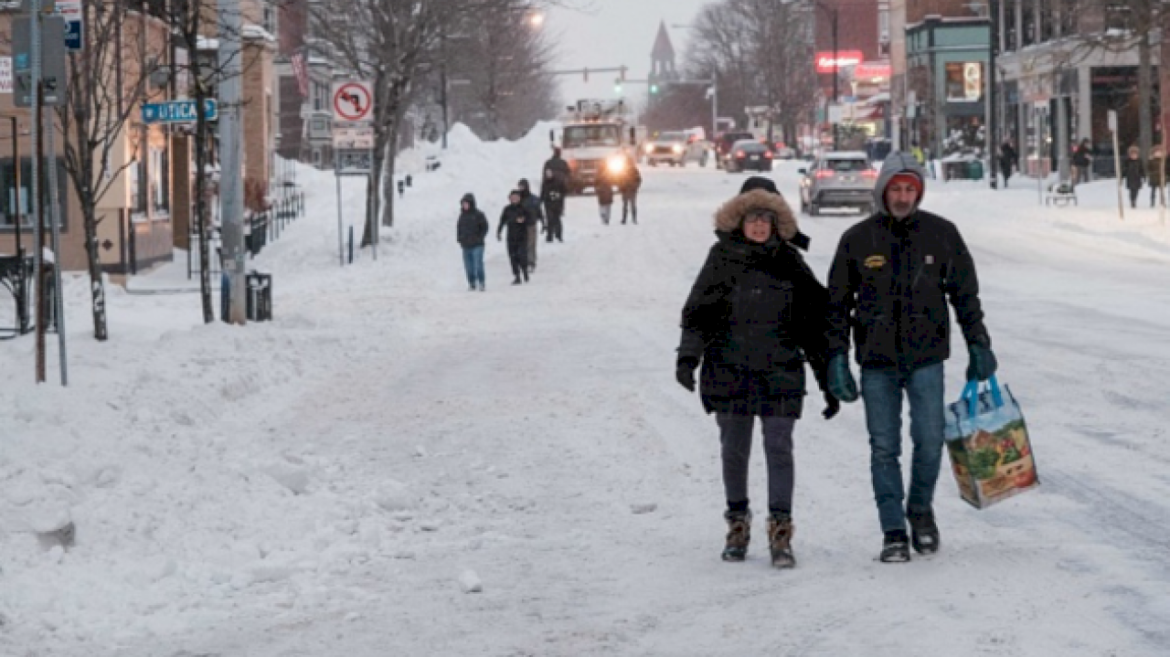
[650,83,659,95]
[614,80,623,94]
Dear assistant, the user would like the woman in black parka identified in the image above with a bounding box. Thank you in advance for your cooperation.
[675,177,838,569]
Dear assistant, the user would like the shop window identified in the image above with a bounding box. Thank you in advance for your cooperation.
[945,62,983,102]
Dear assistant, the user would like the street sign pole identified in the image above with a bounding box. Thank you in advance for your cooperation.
[46,104,68,385]
[30,0,45,383]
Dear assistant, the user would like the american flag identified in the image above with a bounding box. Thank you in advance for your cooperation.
[290,50,309,99]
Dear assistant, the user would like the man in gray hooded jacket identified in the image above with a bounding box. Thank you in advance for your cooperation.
[825,152,997,563]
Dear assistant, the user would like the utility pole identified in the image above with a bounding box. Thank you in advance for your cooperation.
[219,0,246,324]
[988,0,999,188]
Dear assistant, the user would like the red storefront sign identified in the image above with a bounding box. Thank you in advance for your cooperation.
[815,50,863,73]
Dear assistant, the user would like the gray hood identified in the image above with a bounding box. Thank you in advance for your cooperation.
[874,152,928,216]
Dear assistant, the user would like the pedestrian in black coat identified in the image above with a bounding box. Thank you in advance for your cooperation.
[619,154,642,224]
[517,179,544,273]
[825,152,996,563]
[497,190,531,284]
[456,193,489,291]
[1121,145,1145,209]
[998,140,1017,188]
[541,147,570,242]
[676,176,837,568]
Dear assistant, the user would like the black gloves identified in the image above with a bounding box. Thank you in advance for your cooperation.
[676,358,698,392]
[967,345,998,382]
[827,354,858,403]
[822,392,841,420]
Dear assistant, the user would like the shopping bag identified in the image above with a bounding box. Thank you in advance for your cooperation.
[943,376,1039,509]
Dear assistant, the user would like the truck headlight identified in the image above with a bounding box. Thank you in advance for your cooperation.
[644,144,653,154]
[607,155,626,174]
[672,144,683,154]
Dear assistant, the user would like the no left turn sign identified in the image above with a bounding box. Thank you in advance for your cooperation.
[332,81,374,122]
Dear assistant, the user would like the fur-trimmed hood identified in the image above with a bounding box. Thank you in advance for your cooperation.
[714,188,799,241]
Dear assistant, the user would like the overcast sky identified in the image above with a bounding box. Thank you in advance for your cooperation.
[543,0,712,110]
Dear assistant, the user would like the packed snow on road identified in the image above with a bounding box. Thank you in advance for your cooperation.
[2,124,1169,656]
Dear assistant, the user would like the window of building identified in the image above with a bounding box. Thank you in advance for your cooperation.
[0,158,69,231]
[1021,1,1035,47]
[149,145,170,216]
[263,0,278,36]
[1038,0,1053,42]
[1104,3,1132,32]
[1003,0,1017,52]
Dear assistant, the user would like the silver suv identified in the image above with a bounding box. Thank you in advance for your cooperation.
[798,151,877,215]
[644,131,708,167]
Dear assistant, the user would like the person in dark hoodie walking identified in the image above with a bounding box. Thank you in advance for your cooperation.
[619,153,642,224]
[825,152,996,563]
[1121,145,1145,209]
[457,193,489,291]
[541,147,570,242]
[676,176,838,569]
[517,178,544,273]
[497,190,531,285]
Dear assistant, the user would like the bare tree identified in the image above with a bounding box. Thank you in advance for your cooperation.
[56,0,159,340]
[440,2,560,141]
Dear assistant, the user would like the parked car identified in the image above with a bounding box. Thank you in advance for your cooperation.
[771,143,796,160]
[725,140,773,173]
[714,131,756,169]
[643,131,708,167]
[798,151,877,215]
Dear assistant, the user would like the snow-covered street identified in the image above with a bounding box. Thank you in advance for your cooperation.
[3,127,1170,656]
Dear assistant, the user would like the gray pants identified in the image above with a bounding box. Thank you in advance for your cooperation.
[527,224,538,269]
[716,413,797,514]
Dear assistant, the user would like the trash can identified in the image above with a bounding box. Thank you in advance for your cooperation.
[245,271,272,322]
[967,160,984,180]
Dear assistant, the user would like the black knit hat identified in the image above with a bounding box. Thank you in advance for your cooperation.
[739,176,780,195]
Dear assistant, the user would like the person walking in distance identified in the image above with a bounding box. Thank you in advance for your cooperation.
[595,166,615,225]
[676,176,839,569]
[998,140,1017,188]
[456,193,489,291]
[1148,145,1166,208]
[516,179,544,273]
[541,147,570,242]
[619,153,642,225]
[825,152,996,563]
[1070,138,1092,188]
[1121,145,1144,209]
[497,190,531,285]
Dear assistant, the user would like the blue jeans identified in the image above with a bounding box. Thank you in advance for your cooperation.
[462,246,485,287]
[860,363,945,533]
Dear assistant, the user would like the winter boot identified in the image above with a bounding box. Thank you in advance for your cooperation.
[907,505,940,555]
[721,510,752,562]
[766,512,796,569]
[511,276,522,286]
[880,529,911,563]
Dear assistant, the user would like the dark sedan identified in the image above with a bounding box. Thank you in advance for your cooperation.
[725,140,773,173]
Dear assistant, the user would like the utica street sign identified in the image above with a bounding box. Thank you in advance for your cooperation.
[141,99,218,124]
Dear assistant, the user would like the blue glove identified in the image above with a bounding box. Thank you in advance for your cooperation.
[827,354,858,403]
[966,345,998,382]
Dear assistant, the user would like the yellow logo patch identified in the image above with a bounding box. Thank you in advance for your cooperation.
[864,255,887,270]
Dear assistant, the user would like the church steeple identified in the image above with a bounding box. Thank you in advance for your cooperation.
[650,20,677,81]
